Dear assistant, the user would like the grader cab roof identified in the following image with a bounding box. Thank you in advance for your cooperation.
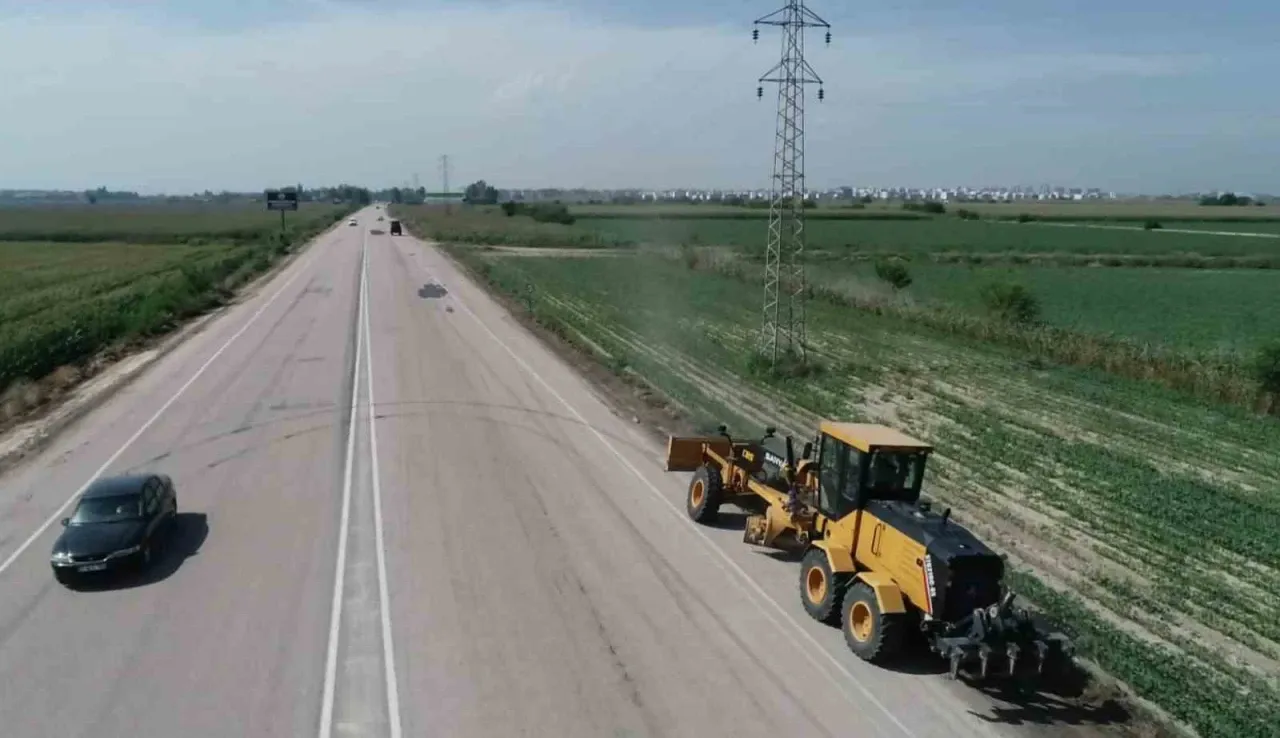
[820,421,933,453]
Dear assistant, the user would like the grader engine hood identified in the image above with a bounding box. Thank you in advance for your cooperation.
[870,500,1073,679]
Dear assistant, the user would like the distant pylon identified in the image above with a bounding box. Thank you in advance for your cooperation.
[440,155,451,214]
[754,1,829,366]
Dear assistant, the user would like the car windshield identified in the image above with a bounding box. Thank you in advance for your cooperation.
[69,495,142,524]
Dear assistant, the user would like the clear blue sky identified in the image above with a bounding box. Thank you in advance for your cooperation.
[1,0,1276,194]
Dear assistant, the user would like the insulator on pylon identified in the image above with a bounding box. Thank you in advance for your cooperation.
[826,31,832,45]
[757,86,764,99]
[818,88,825,101]
[753,28,759,42]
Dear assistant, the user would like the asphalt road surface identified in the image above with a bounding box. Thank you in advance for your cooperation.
[0,208,1116,738]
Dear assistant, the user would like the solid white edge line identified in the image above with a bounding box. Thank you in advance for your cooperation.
[317,225,366,738]
[362,232,403,737]
[0,229,330,579]
[409,242,919,738]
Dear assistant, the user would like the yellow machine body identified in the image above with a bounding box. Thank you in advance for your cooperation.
[664,420,1074,678]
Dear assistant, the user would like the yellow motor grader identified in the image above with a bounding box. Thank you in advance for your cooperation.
[665,420,1073,680]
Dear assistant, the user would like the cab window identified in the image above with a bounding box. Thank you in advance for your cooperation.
[817,434,863,518]
[817,433,841,515]
[864,451,926,501]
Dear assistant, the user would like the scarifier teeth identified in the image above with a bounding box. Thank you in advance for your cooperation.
[948,650,963,681]
[1007,643,1020,676]
[978,645,992,680]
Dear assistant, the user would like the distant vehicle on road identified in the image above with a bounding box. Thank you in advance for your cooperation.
[50,474,178,586]
[389,220,402,236]
[348,218,358,226]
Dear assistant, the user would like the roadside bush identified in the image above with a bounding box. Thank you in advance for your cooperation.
[1143,219,1162,230]
[874,259,913,291]
[528,203,575,225]
[956,208,980,221]
[500,201,521,217]
[903,201,946,215]
[1254,341,1280,395]
[980,281,1041,324]
[1016,213,1035,223]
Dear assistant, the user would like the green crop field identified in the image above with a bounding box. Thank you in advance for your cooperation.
[445,245,1280,738]
[575,216,1280,259]
[956,199,1280,220]
[0,203,351,412]
[0,202,347,243]
[396,205,1280,409]
[807,262,1280,354]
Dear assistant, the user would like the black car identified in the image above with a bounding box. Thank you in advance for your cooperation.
[50,474,178,585]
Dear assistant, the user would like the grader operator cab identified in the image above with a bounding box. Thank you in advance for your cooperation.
[666,421,1073,680]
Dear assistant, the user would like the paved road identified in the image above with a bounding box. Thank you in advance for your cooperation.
[0,208,1113,737]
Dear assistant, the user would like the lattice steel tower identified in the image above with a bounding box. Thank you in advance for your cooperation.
[754,2,829,366]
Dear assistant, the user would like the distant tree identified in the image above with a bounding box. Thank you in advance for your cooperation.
[874,260,913,291]
[1200,192,1253,207]
[464,180,499,205]
[500,201,521,217]
[84,190,97,205]
[1143,219,1162,230]
[528,202,574,225]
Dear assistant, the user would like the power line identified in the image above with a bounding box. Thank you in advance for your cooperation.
[754,1,830,367]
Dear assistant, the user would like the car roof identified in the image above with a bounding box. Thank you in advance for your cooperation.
[81,474,154,499]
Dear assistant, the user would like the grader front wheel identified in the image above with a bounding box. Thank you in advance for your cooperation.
[799,548,846,625]
[841,582,904,664]
[686,465,723,524]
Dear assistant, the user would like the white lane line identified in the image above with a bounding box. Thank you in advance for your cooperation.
[361,232,403,737]
[409,246,918,738]
[317,231,366,738]
[0,234,329,579]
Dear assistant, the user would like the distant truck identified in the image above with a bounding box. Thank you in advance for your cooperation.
[389,220,403,236]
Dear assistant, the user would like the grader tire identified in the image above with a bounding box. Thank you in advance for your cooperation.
[686,465,723,524]
[799,548,846,625]
[841,582,904,664]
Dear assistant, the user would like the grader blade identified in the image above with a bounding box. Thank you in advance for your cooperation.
[743,504,806,549]
[664,436,729,472]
